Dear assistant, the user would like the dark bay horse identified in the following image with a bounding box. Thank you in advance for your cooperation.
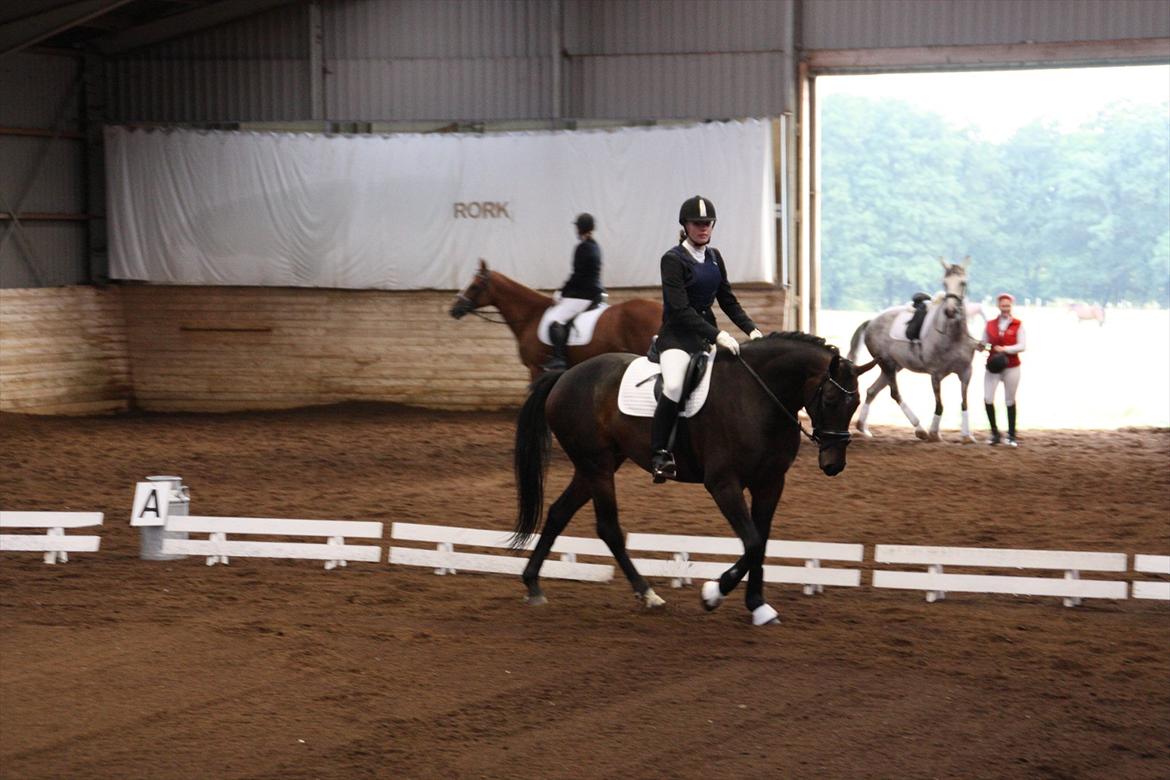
[449,259,663,381]
[513,333,874,625]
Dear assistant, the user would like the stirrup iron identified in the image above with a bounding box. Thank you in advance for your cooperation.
[651,449,676,483]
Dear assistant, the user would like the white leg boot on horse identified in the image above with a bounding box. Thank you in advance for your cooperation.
[751,604,780,626]
[701,580,725,611]
[856,402,874,438]
[960,409,976,444]
[638,589,666,609]
[929,413,943,441]
[899,401,930,440]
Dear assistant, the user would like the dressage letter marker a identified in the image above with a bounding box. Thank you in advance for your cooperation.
[131,481,170,527]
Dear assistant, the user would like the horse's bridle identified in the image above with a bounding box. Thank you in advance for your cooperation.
[934,274,967,332]
[736,355,856,451]
[452,270,534,326]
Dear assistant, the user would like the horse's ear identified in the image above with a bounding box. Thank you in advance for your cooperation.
[829,352,840,376]
[961,255,971,268]
[478,258,488,271]
[938,257,948,271]
[855,359,878,376]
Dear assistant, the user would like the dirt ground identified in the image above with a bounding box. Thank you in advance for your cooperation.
[1,403,1168,780]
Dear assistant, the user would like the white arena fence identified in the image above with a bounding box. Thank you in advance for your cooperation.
[1,487,1167,608]
[0,511,103,564]
[161,515,383,570]
[1133,555,1170,600]
[624,532,863,594]
[873,545,1129,607]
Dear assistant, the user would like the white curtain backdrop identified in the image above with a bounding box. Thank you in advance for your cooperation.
[107,120,775,290]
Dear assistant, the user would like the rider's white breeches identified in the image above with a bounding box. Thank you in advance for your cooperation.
[545,296,593,324]
[659,348,691,403]
[984,365,1021,406]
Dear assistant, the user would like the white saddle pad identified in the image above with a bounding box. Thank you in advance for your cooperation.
[887,301,942,342]
[537,304,609,346]
[616,346,718,419]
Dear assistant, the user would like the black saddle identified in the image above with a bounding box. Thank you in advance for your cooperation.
[640,349,710,409]
[906,293,931,341]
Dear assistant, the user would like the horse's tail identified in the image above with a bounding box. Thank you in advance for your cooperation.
[512,370,564,548]
[847,320,870,363]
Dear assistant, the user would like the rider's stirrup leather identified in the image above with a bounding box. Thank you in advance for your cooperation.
[651,449,676,483]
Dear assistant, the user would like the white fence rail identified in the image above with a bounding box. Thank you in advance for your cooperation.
[1132,555,1170,601]
[872,545,1129,607]
[388,522,614,582]
[0,511,103,564]
[162,515,383,569]
[625,532,863,594]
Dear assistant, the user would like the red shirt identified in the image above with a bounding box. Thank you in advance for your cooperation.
[985,317,1022,369]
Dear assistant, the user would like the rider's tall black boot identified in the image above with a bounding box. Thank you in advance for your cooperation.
[650,396,679,483]
[1005,404,1018,447]
[985,403,1000,446]
[543,322,569,371]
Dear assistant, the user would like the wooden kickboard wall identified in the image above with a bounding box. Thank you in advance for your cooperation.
[0,286,132,415]
[2,283,789,414]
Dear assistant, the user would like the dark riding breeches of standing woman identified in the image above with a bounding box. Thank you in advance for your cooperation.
[650,195,763,482]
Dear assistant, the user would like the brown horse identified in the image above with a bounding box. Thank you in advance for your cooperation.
[449,259,662,380]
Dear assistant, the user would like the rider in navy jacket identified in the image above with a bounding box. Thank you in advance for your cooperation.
[544,213,604,370]
[650,196,762,482]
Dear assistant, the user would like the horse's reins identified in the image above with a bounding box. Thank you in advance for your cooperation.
[459,304,528,326]
[735,355,855,450]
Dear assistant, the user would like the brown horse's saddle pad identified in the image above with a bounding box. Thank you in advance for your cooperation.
[537,304,609,346]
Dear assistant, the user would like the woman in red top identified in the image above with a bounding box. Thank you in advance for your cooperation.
[983,292,1026,446]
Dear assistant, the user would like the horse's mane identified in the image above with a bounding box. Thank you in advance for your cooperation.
[755,331,838,354]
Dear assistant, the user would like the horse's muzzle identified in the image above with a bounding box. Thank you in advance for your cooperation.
[449,297,471,319]
[816,429,850,476]
[820,460,845,477]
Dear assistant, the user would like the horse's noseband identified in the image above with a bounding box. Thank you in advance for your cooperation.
[809,374,855,451]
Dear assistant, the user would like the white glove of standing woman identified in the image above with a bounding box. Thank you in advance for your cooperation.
[715,330,740,355]
[748,329,764,340]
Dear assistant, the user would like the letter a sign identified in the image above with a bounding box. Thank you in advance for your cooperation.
[131,481,170,527]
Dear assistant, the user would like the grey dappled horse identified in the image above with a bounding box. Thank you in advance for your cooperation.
[847,258,983,442]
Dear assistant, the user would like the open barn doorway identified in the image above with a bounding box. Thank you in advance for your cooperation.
[806,64,1169,430]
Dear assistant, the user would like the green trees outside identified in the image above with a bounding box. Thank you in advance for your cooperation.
[820,95,1170,309]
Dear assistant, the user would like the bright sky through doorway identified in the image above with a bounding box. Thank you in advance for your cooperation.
[818,64,1170,142]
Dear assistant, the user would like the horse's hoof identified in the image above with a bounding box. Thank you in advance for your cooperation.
[701,580,725,611]
[856,424,874,438]
[639,589,666,609]
[961,435,976,445]
[915,429,930,441]
[751,604,780,626]
[928,432,942,442]
[525,593,548,606]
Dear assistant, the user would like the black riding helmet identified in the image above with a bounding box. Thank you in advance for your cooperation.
[679,195,716,225]
[574,213,595,233]
[987,353,1009,374]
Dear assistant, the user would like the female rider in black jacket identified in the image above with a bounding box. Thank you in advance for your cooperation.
[650,195,762,482]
